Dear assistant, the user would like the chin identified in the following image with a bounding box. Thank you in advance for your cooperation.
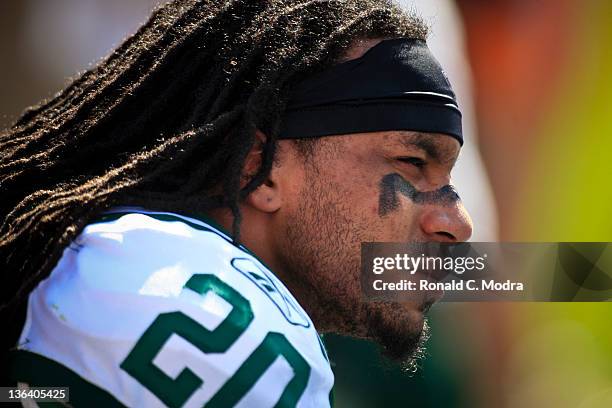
[358,300,431,367]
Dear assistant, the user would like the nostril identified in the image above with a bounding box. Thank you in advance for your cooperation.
[435,231,455,241]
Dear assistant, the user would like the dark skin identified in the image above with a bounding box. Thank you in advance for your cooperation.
[209,39,473,364]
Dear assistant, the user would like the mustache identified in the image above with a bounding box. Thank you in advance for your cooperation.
[379,173,460,216]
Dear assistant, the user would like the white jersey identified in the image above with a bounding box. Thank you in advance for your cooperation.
[10,209,334,407]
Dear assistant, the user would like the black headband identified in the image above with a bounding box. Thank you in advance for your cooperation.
[279,38,463,145]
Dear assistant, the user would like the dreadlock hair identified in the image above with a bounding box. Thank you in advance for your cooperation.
[0,0,427,355]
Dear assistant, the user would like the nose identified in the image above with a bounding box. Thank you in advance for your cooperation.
[419,202,473,242]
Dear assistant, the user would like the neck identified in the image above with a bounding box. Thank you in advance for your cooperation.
[205,207,288,283]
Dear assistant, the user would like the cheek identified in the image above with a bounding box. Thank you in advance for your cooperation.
[320,158,420,241]
[361,181,422,241]
[383,209,420,241]
[331,178,399,241]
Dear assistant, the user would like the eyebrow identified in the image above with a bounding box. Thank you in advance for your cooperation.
[398,133,459,166]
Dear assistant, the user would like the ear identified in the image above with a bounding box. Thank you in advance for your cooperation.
[243,129,282,213]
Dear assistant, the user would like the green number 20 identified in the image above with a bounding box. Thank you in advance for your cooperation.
[120,274,311,408]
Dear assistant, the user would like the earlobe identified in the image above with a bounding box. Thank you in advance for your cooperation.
[245,176,282,213]
[243,129,282,213]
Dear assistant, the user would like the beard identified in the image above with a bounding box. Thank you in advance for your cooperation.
[362,300,430,371]
[278,171,430,369]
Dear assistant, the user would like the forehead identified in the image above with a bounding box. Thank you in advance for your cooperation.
[351,130,461,162]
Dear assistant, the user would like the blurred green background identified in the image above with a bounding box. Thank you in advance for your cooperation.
[1,1,611,407]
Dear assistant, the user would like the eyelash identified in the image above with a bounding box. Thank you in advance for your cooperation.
[397,157,426,169]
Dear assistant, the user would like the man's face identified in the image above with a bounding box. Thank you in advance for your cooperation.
[274,131,472,365]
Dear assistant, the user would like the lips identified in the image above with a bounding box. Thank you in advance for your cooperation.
[412,270,445,307]
[419,297,436,313]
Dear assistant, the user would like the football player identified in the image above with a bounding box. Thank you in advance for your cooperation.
[0,0,472,406]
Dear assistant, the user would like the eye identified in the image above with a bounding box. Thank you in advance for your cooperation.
[397,156,426,169]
